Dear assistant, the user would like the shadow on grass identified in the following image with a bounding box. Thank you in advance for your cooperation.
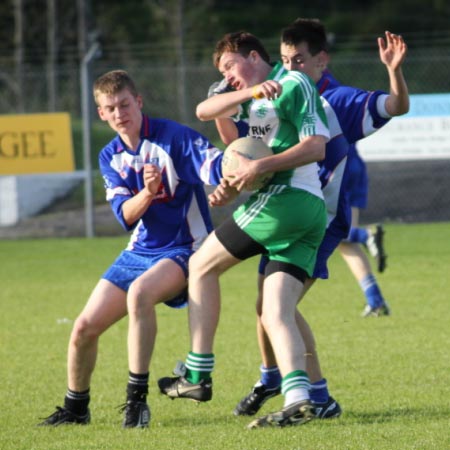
[155,411,252,429]
[162,404,450,428]
[343,406,450,424]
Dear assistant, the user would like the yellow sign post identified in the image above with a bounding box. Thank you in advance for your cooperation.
[0,112,74,175]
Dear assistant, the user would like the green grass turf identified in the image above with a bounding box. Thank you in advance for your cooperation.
[0,223,449,449]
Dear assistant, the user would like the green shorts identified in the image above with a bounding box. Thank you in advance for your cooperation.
[233,185,326,276]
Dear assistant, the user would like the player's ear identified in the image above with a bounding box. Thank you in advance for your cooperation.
[97,106,107,121]
[249,50,260,63]
[317,51,330,69]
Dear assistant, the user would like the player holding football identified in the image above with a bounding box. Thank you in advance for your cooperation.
[38,70,224,428]
[232,20,409,419]
[158,31,330,429]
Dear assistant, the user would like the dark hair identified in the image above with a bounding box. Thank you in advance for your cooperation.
[93,70,139,105]
[281,18,329,55]
[213,31,270,68]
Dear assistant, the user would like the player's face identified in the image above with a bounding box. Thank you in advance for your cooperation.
[97,89,143,137]
[218,51,261,90]
[280,42,326,82]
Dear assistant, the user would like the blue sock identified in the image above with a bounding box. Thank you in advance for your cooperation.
[260,365,281,389]
[309,378,329,404]
[360,274,384,308]
[347,227,369,244]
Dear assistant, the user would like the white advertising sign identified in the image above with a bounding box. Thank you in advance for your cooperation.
[357,93,450,161]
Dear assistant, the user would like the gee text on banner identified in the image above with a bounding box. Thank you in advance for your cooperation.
[0,112,74,175]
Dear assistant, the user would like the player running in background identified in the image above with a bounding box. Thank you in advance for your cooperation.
[38,70,223,428]
[338,143,389,317]
[232,19,409,419]
[158,31,330,429]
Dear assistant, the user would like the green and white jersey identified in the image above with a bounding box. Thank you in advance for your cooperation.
[243,61,329,198]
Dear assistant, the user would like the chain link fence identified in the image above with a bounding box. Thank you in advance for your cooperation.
[1,40,450,233]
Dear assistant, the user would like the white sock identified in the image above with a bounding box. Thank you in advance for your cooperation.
[283,387,310,407]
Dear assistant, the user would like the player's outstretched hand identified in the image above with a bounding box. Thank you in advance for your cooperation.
[208,178,239,207]
[378,31,407,70]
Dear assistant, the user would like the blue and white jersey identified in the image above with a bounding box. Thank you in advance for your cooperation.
[317,70,390,238]
[99,115,223,253]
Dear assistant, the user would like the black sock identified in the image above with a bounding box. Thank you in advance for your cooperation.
[127,371,149,402]
[64,388,90,416]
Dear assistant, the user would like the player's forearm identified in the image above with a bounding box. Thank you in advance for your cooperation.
[256,135,326,173]
[385,67,410,116]
[121,189,154,226]
[197,89,251,121]
[215,119,240,145]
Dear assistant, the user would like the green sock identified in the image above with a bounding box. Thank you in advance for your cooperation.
[281,370,310,395]
[185,351,214,383]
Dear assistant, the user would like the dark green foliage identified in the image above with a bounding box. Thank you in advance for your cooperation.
[1,0,449,63]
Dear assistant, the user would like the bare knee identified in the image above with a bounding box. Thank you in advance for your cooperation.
[260,310,282,333]
[188,239,232,280]
[189,250,212,278]
[70,316,101,348]
[127,278,157,316]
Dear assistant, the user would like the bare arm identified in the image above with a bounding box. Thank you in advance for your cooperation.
[121,164,161,226]
[196,80,282,121]
[208,178,240,207]
[228,135,326,191]
[197,89,247,121]
[379,31,410,116]
[206,80,241,145]
[215,118,240,145]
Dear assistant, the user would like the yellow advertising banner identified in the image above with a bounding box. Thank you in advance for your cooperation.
[0,112,75,175]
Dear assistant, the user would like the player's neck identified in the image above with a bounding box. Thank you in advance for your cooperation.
[120,133,141,152]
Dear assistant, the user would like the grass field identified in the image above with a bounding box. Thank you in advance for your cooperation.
[0,223,449,449]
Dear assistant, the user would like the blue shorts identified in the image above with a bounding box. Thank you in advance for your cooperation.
[311,228,342,279]
[346,150,368,209]
[102,248,192,308]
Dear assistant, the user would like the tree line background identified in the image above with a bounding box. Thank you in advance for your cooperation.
[1,0,449,64]
[1,0,449,118]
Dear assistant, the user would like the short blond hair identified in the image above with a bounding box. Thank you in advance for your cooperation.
[93,70,139,105]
